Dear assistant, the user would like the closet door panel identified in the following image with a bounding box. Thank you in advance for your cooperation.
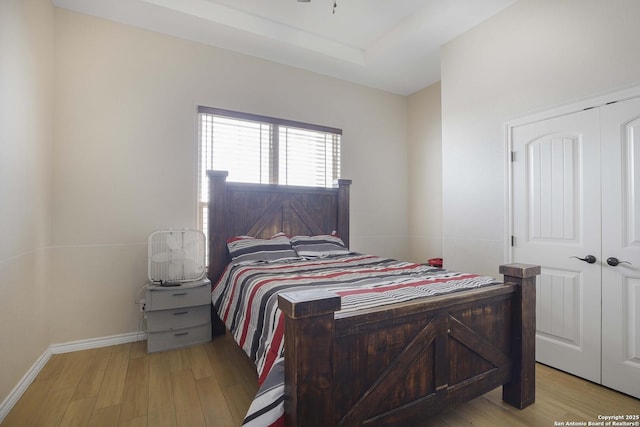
[512,108,601,383]
[601,97,640,399]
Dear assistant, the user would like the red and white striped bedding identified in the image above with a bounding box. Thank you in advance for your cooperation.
[211,254,498,427]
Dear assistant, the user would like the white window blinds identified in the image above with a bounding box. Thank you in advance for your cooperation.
[279,126,341,188]
[197,106,342,234]
[200,114,271,186]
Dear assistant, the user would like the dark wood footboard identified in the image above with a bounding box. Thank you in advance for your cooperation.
[278,263,539,427]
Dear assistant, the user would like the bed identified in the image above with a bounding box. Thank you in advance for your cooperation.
[207,170,539,427]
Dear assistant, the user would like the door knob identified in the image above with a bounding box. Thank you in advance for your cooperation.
[606,257,631,267]
[571,255,597,264]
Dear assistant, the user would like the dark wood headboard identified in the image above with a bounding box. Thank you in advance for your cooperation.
[206,170,352,283]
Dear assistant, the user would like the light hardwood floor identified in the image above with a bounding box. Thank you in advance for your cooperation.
[2,333,638,427]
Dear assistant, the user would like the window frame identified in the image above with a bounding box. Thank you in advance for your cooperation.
[197,106,343,233]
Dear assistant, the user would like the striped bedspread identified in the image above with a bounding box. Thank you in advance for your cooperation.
[211,254,497,427]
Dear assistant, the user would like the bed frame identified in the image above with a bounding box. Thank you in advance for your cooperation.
[207,170,539,427]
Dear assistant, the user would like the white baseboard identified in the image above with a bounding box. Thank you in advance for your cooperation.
[50,330,147,354]
[0,348,52,423]
[0,331,147,423]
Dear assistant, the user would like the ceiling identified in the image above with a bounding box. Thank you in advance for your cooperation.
[52,0,516,95]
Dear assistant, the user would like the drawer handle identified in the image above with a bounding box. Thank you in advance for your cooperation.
[173,311,189,316]
[174,331,189,337]
[172,293,188,296]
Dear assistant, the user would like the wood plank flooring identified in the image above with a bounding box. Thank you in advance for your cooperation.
[1,334,257,427]
[2,333,638,426]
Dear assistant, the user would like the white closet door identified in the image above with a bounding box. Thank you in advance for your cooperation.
[512,108,602,382]
[601,97,640,398]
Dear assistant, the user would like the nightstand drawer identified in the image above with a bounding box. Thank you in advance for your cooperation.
[146,283,211,310]
[146,304,210,332]
[147,323,212,353]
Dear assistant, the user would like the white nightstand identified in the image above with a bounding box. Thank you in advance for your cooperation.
[144,278,212,353]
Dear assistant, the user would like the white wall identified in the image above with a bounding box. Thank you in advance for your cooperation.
[0,0,54,405]
[441,0,640,277]
[51,9,409,344]
[408,82,442,264]
[0,3,409,409]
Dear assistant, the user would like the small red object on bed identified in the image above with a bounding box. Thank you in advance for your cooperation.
[428,257,443,268]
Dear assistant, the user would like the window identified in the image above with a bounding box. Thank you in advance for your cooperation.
[197,106,342,235]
